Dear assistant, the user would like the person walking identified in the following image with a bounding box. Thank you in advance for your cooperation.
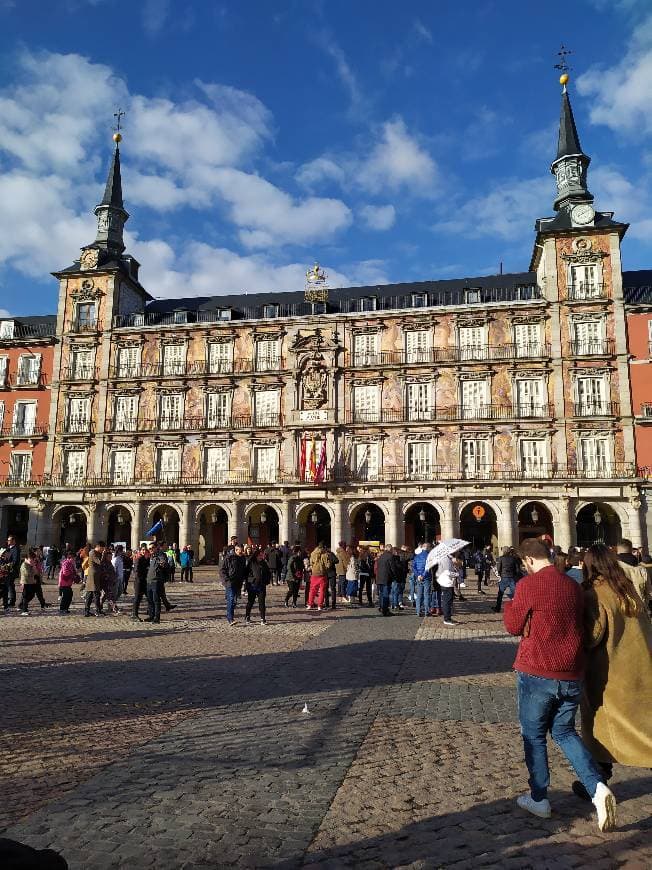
[493,546,522,613]
[18,549,38,615]
[503,537,616,832]
[435,553,458,626]
[111,546,125,605]
[357,546,374,607]
[376,544,397,616]
[132,544,150,622]
[1,535,21,610]
[102,549,120,614]
[58,549,78,614]
[84,542,104,617]
[391,546,409,610]
[145,541,170,624]
[31,546,49,610]
[244,549,271,624]
[122,548,133,594]
[284,545,304,607]
[307,542,330,611]
[324,545,338,610]
[180,546,194,583]
[45,545,60,581]
[222,543,247,625]
[412,542,432,617]
[571,545,652,802]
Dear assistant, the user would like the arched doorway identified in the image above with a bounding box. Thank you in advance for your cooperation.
[297,504,331,551]
[518,501,554,544]
[57,507,87,552]
[460,502,498,552]
[576,502,621,548]
[352,503,385,543]
[5,505,29,546]
[198,505,228,562]
[404,502,441,548]
[107,506,132,549]
[150,506,180,546]
[248,505,279,548]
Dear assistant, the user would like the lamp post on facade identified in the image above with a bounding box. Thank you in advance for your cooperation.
[364,508,371,538]
[531,505,539,525]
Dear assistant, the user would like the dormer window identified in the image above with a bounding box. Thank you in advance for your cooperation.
[411,293,427,308]
[218,308,231,321]
[360,297,377,312]
[464,288,481,304]
[173,310,188,324]
[0,321,15,339]
[311,302,326,315]
[263,304,279,319]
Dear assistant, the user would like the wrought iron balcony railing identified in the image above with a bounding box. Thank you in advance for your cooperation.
[565,283,606,301]
[108,359,262,379]
[638,403,652,419]
[348,343,551,368]
[345,404,555,424]
[571,402,620,417]
[567,339,615,356]
[9,372,47,388]
[62,417,94,434]
[0,424,48,439]
[64,320,99,333]
[59,367,97,382]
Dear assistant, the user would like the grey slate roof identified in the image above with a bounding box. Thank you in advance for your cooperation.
[623,271,652,304]
[556,89,584,161]
[100,145,124,209]
[0,314,57,338]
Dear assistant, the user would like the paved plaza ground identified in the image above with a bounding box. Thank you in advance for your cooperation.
[0,569,649,869]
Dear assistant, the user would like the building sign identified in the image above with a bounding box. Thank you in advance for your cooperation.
[472,505,486,520]
[300,409,328,422]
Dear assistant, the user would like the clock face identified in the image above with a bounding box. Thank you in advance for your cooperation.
[571,204,595,225]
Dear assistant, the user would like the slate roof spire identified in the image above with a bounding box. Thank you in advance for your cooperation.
[91,127,129,255]
[550,73,593,213]
[556,86,584,161]
[100,142,124,210]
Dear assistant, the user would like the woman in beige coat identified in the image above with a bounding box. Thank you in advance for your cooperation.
[573,544,652,801]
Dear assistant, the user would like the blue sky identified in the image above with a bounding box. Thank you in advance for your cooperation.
[1,0,652,316]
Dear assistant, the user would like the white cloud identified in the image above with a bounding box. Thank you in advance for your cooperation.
[295,157,345,189]
[359,204,396,230]
[0,308,10,317]
[317,32,365,114]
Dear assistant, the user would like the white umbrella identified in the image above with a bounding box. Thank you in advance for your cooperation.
[425,538,469,572]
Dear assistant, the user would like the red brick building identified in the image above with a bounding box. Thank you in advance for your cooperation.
[0,315,56,543]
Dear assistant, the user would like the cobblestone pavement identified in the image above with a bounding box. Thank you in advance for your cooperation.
[1,572,649,869]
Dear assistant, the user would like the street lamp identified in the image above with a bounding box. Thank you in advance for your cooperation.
[69,512,77,525]
[418,508,426,522]
[593,506,602,525]
[210,510,217,524]
[163,511,170,524]
[117,510,125,525]
[260,509,267,524]
[364,509,372,524]
[311,510,318,524]
[531,505,539,524]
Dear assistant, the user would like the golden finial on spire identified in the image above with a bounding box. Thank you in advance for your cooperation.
[112,107,125,143]
[554,45,572,90]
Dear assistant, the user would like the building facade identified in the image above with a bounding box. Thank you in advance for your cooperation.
[0,82,648,556]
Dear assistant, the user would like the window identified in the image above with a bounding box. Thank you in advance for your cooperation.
[0,400,4,430]
[255,389,280,426]
[406,383,431,421]
[9,452,32,484]
[64,450,86,485]
[13,401,37,436]
[516,378,545,417]
[311,302,326,315]
[173,310,188,324]
[66,397,89,432]
[411,293,427,308]
[579,437,611,476]
[573,319,604,355]
[218,308,232,321]
[256,339,280,371]
[353,442,379,481]
[263,304,279,319]
[353,333,379,366]
[76,303,96,330]
[159,394,183,429]
[208,342,233,374]
[576,376,607,414]
[255,446,277,483]
[0,320,15,339]
[352,385,380,422]
[157,448,180,484]
[17,354,41,386]
[461,438,489,477]
[162,343,185,376]
[569,263,600,298]
[117,346,140,378]
[405,329,430,363]
[360,296,377,312]
[0,356,7,387]
[205,446,229,483]
[406,441,431,479]
[461,379,488,419]
[459,326,487,360]
[520,439,547,478]
[72,349,94,379]
[207,392,230,427]
[114,395,139,431]
[464,288,481,304]
[514,323,542,357]
[110,450,133,484]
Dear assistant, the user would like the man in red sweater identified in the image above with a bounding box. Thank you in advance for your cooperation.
[503,538,616,832]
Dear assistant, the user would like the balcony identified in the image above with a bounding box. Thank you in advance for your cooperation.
[344,404,554,424]
[348,344,551,368]
[567,339,615,356]
[59,366,97,382]
[637,403,652,419]
[565,283,606,301]
[0,424,48,439]
[64,319,99,333]
[108,359,257,379]
[9,372,47,388]
[571,402,619,417]
[62,417,94,434]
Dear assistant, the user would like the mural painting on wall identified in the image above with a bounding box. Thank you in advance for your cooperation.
[301,354,328,410]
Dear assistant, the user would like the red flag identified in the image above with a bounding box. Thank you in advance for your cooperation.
[300,436,306,481]
[315,440,327,483]
[309,437,317,480]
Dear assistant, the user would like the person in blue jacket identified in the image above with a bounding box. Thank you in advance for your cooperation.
[412,542,432,617]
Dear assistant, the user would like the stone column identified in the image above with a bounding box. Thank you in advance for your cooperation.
[27,502,46,548]
[132,500,145,548]
[386,498,401,546]
[330,499,344,548]
[441,498,455,540]
[87,503,100,544]
[179,501,191,548]
[497,497,514,550]
[627,496,644,548]
[556,497,573,551]
[230,499,244,543]
[279,498,291,544]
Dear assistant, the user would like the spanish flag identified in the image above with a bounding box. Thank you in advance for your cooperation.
[299,436,307,480]
[309,437,317,480]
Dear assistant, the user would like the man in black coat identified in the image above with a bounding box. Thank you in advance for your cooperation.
[222,543,247,625]
[375,544,398,616]
[1,535,21,610]
[132,544,150,622]
[492,546,521,613]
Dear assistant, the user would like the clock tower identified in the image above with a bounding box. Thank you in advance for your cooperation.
[551,79,595,224]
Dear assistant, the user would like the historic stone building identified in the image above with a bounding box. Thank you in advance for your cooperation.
[1,80,649,556]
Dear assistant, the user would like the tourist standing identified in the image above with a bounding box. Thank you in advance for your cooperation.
[503,537,616,832]
[391,546,409,610]
[166,545,177,582]
[307,542,330,611]
[1,535,21,610]
[412,542,431,617]
[45,545,60,581]
[31,546,49,609]
[146,541,170,624]
[345,547,359,602]
[284,545,304,607]
[357,546,374,607]
[335,541,350,601]
[245,549,271,624]
[324,545,338,610]
[84,542,104,617]
[132,544,149,622]
[493,546,521,613]
[375,544,397,616]
[18,549,38,615]
[122,548,133,594]
[58,550,78,614]
[180,546,194,583]
[222,543,247,625]
[103,549,120,614]
[268,544,282,586]
[435,554,457,627]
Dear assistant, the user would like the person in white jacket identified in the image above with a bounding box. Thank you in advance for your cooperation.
[436,554,458,626]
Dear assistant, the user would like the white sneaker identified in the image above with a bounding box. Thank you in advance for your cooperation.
[20,611,30,617]
[443,620,456,626]
[516,793,551,819]
[305,605,311,609]
[317,606,322,611]
[592,782,617,832]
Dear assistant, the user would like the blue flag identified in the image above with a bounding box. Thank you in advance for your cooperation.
[145,519,163,537]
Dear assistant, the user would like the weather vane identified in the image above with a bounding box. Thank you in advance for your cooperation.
[112,108,125,144]
[554,45,573,89]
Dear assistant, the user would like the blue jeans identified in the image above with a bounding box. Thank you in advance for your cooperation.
[430,581,442,611]
[414,579,430,616]
[225,583,238,623]
[516,671,604,802]
[407,573,415,601]
[390,581,405,608]
[377,584,390,613]
[337,574,346,597]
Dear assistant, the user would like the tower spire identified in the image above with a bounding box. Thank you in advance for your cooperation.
[92,115,129,255]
